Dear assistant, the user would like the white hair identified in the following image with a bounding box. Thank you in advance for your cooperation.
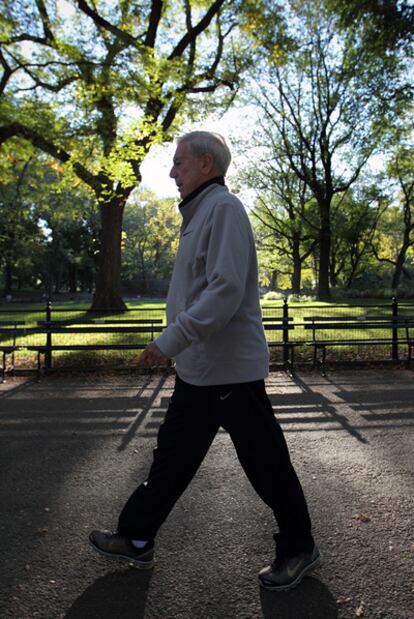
[177,131,232,176]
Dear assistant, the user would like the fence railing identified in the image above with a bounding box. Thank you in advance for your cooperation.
[1,297,414,370]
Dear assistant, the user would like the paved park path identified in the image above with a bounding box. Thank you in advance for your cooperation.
[0,368,413,619]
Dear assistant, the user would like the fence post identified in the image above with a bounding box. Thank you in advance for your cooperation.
[392,296,398,361]
[45,299,52,371]
[283,297,289,367]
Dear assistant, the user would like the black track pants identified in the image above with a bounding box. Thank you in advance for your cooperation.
[118,375,313,554]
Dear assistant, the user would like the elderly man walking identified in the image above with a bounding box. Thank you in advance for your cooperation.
[89,131,320,591]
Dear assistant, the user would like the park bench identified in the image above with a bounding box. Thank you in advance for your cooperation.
[304,315,414,374]
[26,315,298,375]
[0,321,26,382]
[262,316,296,370]
[27,317,165,376]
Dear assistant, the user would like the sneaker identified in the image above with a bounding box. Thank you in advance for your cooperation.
[89,530,154,569]
[259,544,321,591]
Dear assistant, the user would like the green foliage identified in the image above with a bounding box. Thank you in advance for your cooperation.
[0,153,46,293]
[240,0,412,299]
[0,0,260,307]
[122,189,181,291]
[36,185,98,295]
[1,0,413,303]
[0,144,98,295]
[237,0,292,63]
[326,0,414,52]
[329,186,386,288]
[1,0,248,188]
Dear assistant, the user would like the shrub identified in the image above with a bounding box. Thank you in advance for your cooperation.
[288,293,317,303]
[333,285,414,300]
[263,291,285,300]
[393,283,414,299]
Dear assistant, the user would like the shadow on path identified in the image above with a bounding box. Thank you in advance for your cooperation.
[270,373,368,443]
[0,377,34,400]
[117,373,167,451]
[65,569,152,619]
[260,577,338,619]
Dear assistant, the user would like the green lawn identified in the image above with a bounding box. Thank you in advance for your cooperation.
[0,300,168,367]
[1,297,413,368]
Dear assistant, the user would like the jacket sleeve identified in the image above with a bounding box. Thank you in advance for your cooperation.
[155,202,252,358]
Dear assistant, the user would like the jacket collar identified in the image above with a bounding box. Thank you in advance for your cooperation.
[179,177,226,233]
[178,176,225,210]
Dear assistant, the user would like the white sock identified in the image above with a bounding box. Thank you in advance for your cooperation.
[131,539,149,549]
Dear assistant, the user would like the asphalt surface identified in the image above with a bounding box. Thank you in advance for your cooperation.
[0,368,413,619]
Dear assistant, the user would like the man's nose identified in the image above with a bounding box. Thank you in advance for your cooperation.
[169,166,176,178]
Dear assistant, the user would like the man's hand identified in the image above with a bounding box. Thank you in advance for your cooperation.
[138,342,171,368]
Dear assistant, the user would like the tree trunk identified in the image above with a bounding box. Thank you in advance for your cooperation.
[3,262,13,295]
[391,195,413,291]
[291,235,301,294]
[68,265,77,293]
[270,269,278,290]
[329,249,337,287]
[91,197,127,312]
[392,242,410,290]
[346,259,359,288]
[138,248,148,295]
[318,202,331,300]
[53,269,61,294]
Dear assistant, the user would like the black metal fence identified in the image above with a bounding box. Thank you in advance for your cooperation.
[263,297,414,363]
[1,297,414,370]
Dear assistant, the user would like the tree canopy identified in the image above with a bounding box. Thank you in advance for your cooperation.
[1,0,413,302]
[0,0,258,309]
[240,0,413,299]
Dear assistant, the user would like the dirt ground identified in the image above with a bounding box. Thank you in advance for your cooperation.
[0,368,413,619]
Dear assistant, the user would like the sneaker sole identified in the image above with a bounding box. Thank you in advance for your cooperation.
[259,553,321,592]
[88,534,154,570]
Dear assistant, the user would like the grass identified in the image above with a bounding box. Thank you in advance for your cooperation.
[1,297,413,368]
[0,300,168,366]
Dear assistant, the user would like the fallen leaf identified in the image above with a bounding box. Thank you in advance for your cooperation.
[352,513,371,523]
[356,601,365,617]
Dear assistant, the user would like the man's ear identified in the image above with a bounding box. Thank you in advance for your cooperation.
[200,152,216,175]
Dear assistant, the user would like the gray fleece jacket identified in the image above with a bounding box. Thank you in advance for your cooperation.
[155,182,269,386]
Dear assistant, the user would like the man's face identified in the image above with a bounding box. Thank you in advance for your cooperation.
[169,141,207,200]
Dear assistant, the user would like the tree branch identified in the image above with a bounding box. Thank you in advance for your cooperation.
[0,122,100,192]
[161,100,179,132]
[17,65,79,93]
[177,79,234,94]
[0,49,13,95]
[183,0,196,69]
[370,241,396,266]
[5,34,52,46]
[35,0,55,41]
[169,0,226,59]
[145,0,163,47]
[77,0,139,47]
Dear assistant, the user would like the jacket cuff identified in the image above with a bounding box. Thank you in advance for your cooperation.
[154,326,189,359]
